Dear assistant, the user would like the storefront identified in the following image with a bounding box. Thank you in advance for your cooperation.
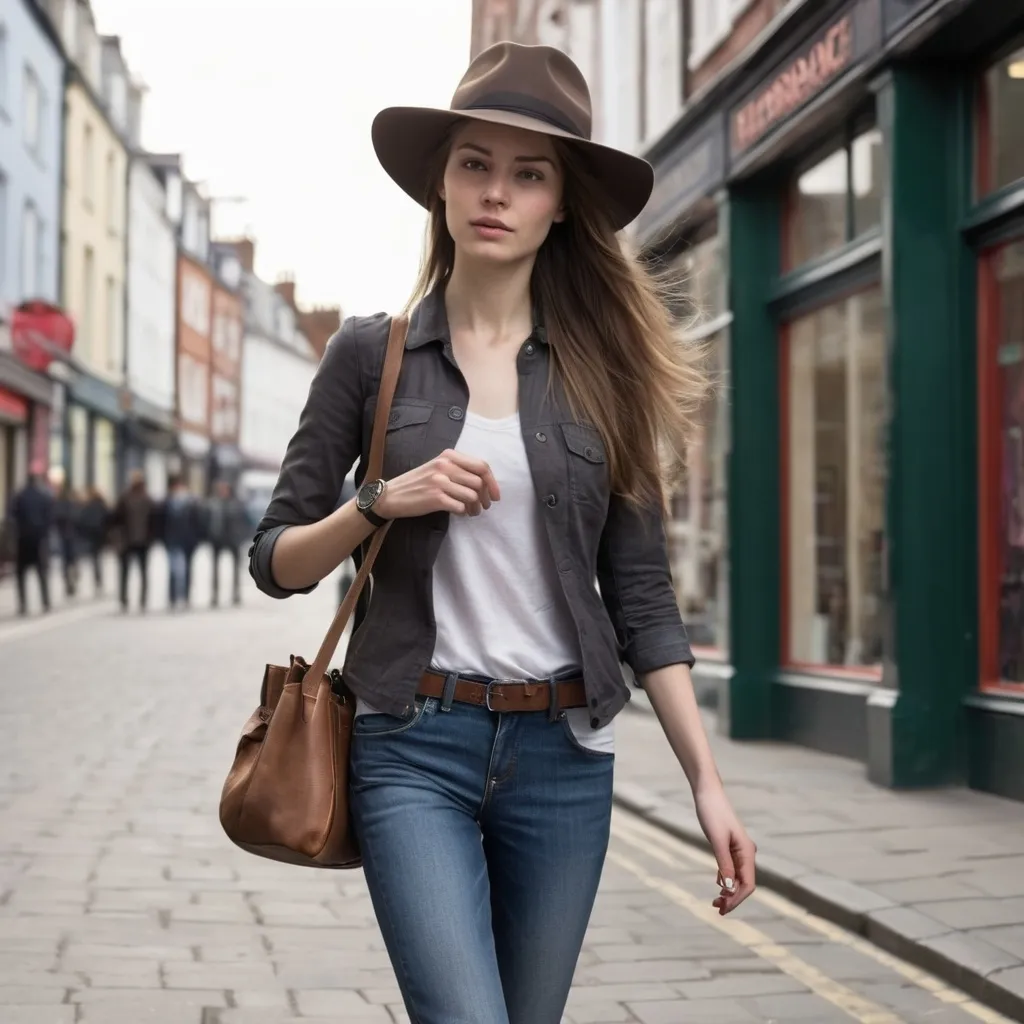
[63,369,125,502]
[120,391,177,500]
[639,0,1024,800]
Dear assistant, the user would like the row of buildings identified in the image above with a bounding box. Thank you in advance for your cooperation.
[471,0,1024,802]
[0,0,338,522]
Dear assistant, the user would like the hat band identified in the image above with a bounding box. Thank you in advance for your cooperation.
[457,90,585,138]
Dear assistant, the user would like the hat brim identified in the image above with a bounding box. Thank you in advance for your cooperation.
[371,106,654,232]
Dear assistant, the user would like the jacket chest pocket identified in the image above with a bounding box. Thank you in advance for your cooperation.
[370,402,434,477]
[560,423,609,508]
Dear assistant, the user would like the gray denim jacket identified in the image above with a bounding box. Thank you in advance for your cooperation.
[248,289,694,728]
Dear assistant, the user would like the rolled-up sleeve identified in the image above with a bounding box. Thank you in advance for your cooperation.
[596,493,695,677]
[249,317,364,599]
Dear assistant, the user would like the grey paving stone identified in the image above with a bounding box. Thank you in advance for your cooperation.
[740,992,851,1021]
[866,905,952,943]
[628,998,758,1024]
[674,973,808,1000]
[0,1009,77,1024]
[291,988,391,1018]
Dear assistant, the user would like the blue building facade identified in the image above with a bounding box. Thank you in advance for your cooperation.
[0,0,65,512]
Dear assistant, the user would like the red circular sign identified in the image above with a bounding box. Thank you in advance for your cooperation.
[11,300,75,372]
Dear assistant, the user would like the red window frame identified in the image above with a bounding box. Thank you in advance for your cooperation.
[978,241,1024,694]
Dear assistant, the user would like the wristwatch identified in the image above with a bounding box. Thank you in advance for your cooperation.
[356,478,389,528]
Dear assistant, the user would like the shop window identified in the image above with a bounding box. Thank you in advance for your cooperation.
[785,287,886,671]
[787,127,883,268]
[979,239,1024,690]
[669,232,729,651]
[978,45,1024,197]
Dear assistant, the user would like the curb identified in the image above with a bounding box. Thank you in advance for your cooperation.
[612,772,1024,1021]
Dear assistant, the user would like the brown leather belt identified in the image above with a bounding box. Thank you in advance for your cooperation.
[418,670,588,714]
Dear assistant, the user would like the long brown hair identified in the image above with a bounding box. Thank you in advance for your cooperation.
[404,134,710,511]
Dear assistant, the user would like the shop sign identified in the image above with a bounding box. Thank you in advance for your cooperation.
[883,0,937,38]
[10,301,75,372]
[729,1,878,161]
[637,114,726,245]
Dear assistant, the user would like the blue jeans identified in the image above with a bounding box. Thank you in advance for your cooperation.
[167,546,191,606]
[350,694,615,1024]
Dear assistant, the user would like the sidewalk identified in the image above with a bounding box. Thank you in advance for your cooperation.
[614,689,1024,1021]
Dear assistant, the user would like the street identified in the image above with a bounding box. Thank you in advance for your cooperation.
[0,553,1015,1024]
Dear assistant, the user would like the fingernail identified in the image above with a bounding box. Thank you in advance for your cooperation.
[723,878,735,890]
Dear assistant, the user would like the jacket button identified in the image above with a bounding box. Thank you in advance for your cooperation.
[448,406,464,421]
[535,431,547,443]
[524,343,535,355]
[544,494,558,507]
[584,446,596,459]
[388,411,399,425]
[590,717,600,728]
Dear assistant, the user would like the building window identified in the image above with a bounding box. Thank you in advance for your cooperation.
[978,44,1024,198]
[23,65,43,160]
[979,238,1024,690]
[105,152,117,233]
[183,272,211,337]
[83,124,94,205]
[668,231,730,651]
[82,246,95,362]
[105,276,118,375]
[179,352,208,426]
[642,0,683,143]
[785,287,886,671]
[787,126,883,268]
[211,374,238,439]
[0,28,9,114]
[689,0,730,69]
[21,202,40,298]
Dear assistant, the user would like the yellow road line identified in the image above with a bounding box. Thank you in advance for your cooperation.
[609,811,1014,1024]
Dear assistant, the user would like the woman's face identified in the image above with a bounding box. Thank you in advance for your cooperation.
[441,121,565,266]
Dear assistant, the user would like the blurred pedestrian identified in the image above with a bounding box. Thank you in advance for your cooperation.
[205,479,249,607]
[247,42,756,1024]
[162,475,203,610]
[79,486,110,593]
[10,463,54,615]
[111,470,156,612]
[52,477,82,599]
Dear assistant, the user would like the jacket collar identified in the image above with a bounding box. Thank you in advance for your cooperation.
[404,283,547,350]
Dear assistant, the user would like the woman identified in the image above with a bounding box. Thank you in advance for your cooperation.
[249,41,756,1024]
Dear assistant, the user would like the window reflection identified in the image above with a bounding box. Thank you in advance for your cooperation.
[995,241,1024,682]
[789,147,847,266]
[787,288,887,669]
[670,332,729,651]
[788,129,883,268]
[852,129,883,237]
[981,46,1024,196]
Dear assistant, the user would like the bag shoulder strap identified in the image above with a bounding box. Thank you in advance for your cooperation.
[306,314,408,686]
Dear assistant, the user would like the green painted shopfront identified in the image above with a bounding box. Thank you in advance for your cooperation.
[645,0,1024,801]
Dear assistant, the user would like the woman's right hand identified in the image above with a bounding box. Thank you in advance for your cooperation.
[375,450,500,520]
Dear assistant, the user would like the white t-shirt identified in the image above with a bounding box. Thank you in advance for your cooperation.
[356,409,614,754]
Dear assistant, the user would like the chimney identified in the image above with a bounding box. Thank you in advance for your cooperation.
[298,305,343,360]
[228,238,254,273]
[275,274,296,309]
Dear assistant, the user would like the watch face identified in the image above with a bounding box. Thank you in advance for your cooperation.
[357,479,385,511]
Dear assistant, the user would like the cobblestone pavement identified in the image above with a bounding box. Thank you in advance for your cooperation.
[614,689,1024,1020]
[0,565,1015,1023]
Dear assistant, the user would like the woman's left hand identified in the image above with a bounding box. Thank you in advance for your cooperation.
[694,783,757,916]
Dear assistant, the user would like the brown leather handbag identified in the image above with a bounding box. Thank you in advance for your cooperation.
[218,314,408,869]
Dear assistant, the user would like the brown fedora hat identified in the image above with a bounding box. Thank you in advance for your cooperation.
[371,41,654,232]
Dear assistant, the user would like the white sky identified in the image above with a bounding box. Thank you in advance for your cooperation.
[90,0,473,316]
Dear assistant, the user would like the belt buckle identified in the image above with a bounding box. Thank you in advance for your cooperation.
[486,677,529,712]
